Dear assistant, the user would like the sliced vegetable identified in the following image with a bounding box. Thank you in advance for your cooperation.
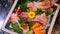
[12,24,23,33]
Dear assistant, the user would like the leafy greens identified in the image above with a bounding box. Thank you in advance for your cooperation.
[12,24,23,33]
[36,9,42,15]
[18,19,26,26]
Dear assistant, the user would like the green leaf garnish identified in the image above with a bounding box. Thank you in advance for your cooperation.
[18,19,26,26]
[36,9,42,15]
[18,0,29,5]
[19,0,35,12]
[20,2,28,12]
[39,0,44,2]
[28,21,35,29]
[45,9,51,16]
[29,0,34,2]
[12,24,23,33]
[18,0,34,4]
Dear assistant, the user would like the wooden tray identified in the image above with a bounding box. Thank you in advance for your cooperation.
[47,4,60,34]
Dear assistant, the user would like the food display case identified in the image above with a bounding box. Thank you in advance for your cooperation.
[1,0,60,34]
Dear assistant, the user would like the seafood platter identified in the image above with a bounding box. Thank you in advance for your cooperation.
[2,0,60,34]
